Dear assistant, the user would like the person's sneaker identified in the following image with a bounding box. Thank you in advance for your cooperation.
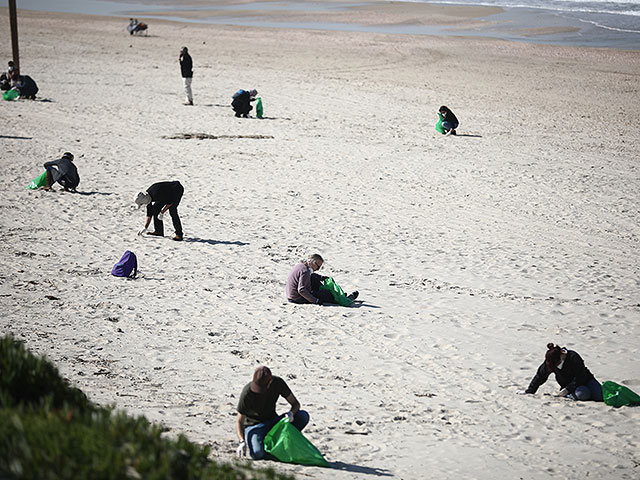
[347,291,359,301]
[146,231,163,237]
[172,235,183,241]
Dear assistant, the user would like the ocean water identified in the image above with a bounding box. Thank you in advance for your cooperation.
[1,0,639,49]
[428,0,640,33]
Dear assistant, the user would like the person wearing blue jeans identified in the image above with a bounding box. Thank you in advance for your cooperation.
[520,343,603,401]
[235,365,310,460]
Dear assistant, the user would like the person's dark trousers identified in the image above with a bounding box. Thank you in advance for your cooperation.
[151,202,166,235]
[151,186,184,237]
[233,102,252,117]
[311,273,336,304]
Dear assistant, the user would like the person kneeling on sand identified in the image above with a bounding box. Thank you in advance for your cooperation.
[438,105,458,135]
[43,152,80,192]
[135,181,184,241]
[518,343,603,401]
[286,253,358,306]
[231,89,257,118]
[236,365,310,460]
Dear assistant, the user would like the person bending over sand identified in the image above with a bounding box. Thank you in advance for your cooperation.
[438,105,459,136]
[286,253,358,306]
[519,343,603,401]
[135,181,184,241]
[231,89,257,118]
[43,152,79,192]
[235,366,310,460]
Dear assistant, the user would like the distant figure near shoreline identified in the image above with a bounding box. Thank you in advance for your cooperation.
[180,47,193,106]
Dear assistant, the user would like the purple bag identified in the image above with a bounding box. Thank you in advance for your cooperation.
[111,251,137,278]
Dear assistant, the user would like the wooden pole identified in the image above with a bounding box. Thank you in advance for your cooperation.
[8,0,20,76]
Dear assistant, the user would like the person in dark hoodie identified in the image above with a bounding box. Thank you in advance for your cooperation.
[520,343,603,401]
[231,89,257,118]
[438,105,458,135]
[135,181,184,241]
[14,74,39,100]
[179,47,193,106]
[43,152,80,192]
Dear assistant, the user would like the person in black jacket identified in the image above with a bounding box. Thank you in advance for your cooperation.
[231,89,257,118]
[439,105,458,135]
[520,343,603,401]
[180,47,193,106]
[15,74,38,100]
[43,152,79,192]
[135,181,184,241]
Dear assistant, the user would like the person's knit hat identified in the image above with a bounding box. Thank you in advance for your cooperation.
[62,152,74,160]
[134,191,151,207]
[250,365,272,393]
[545,343,562,371]
[249,89,258,96]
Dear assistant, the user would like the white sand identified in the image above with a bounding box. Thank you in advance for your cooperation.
[1,7,639,479]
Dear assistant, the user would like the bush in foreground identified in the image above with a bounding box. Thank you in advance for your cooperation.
[0,335,293,480]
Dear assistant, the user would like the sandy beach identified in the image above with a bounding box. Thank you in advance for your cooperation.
[1,3,640,479]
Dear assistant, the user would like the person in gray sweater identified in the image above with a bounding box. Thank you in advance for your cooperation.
[43,152,79,192]
[285,253,358,305]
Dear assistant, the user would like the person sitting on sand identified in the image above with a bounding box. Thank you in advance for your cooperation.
[43,152,79,192]
[286,253,358,306]
[438,105,458,135]
[135,181,184,241]
[231,89,257,118]
[235,365,310,460]
[519,343,603,401]
[13,74,38,100]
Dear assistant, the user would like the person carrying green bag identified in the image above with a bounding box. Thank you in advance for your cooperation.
[235,366,311,461]
[286,254,359,306]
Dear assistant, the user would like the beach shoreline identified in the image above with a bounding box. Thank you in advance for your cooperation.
[3,0,640,49]
[1,6,640,480]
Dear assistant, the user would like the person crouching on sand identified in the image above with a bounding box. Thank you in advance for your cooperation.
[135,181,184,241]
[439,105,459,135]
[519,343,603,401]
[231,89,257,118]
[43,152,80,192]
[286,253,358,306]
[235,366,310,460]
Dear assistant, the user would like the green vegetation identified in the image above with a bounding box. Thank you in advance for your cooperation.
[0,335,293,480]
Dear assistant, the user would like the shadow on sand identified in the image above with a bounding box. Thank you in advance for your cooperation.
[184,237,249,246]
[0,135,32,140]
[454,133,482,138]
[76,191,114,196]
[329,461,393,477]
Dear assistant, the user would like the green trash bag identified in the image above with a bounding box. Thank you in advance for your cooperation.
[256,97,263,119]
[3,88,19,101]
[27,171,48,190]
[602,381,640,407]
[264,418,329,467]
[319,277,353,306]
[435,112,446,134]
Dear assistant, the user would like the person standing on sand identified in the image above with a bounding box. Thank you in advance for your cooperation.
[135,181,184,241]
[519,343,603,401]
[180,47,193,106]
[235,366,310,460]
[43,152,79,192]
[286,253,358,305]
